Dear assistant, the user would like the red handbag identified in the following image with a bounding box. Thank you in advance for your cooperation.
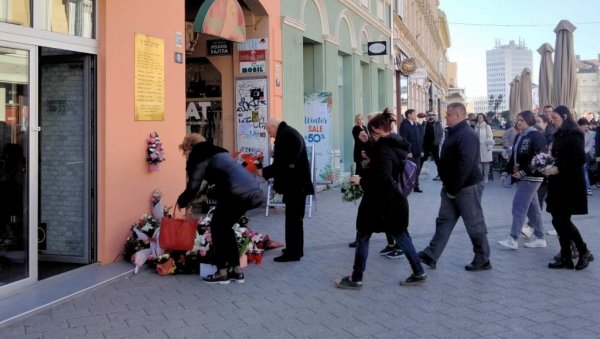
[159,207,197,251]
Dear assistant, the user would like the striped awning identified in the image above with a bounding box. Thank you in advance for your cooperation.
[194,0,246,43]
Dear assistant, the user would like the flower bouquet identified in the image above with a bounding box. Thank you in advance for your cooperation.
[123,213,161,273]
[235,151,265,173]
[531,152,555,174]
[146,131,165,171]
[341,182,363,203]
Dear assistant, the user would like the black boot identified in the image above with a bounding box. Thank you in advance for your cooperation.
[548,258,575,269]
[575,251,594,270]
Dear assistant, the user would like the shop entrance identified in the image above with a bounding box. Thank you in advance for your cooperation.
[0,43,31,288]
[0,44,96,292]
[37,48,96,276]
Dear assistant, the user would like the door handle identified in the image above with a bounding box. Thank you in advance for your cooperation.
[32,126,41,132]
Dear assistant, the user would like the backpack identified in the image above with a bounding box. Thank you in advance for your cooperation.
[398,159,417,197]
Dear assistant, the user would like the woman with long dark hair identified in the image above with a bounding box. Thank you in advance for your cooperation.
[545,106,593,270]
[336,109,426,289]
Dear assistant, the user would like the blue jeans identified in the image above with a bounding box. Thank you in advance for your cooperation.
[351,231,424,282]
[422,183,490,266]
[584,165,590,190]
[510,180,544,240]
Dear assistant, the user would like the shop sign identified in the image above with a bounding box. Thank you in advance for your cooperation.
[238,38,267,74]
[237,38,268,51]
[207,39,233,56]
[409,67,427,80]
[367,41,387,56]
[239,50,265,62]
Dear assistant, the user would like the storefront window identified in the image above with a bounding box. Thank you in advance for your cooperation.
[39,0,95,38]
[0,0,31,27]
[400,76,408,115]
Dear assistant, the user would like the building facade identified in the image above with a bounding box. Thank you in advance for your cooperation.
[0,0,282,296]
[470,96,490,114]
[575,56,600,115]
[280,0,394,174]
[486,39,532,112]
[392,0,450,118]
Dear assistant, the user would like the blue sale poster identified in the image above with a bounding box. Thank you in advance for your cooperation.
[304,92,332,184]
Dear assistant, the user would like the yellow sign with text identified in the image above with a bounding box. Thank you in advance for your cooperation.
[134,33,164,121]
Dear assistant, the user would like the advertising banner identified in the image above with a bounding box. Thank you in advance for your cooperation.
[304,92,333,184]
[235,77,269,162]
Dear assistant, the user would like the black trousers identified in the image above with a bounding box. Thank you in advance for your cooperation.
[551,211,588,260]
[210,199,246,270]
[413,155,422,188]
[283,192,307,257]
[422,144,440,172]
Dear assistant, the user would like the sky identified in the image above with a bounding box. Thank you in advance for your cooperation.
[438,0,599,99]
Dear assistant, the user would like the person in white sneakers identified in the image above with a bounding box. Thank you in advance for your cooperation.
[499,111,548,249]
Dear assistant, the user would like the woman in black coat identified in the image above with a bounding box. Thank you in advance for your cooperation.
[177,134,263,284]
[352,113,368,177]
[336,110,426,289]
[544,106,593,270]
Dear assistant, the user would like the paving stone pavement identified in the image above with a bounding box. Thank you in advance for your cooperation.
[1,162,600,339]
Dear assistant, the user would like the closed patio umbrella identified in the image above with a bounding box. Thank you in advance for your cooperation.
[553,20,578,110]
[509,76,521,118]
[537,43,554,109]
[520,68,532,111]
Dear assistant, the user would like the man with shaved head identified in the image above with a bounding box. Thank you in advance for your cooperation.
[258,118,314,262]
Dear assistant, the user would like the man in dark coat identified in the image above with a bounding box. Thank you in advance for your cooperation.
[422,111,444,180]
[399,109,423,192]
[418,102,492,272]
[259,119,314,262]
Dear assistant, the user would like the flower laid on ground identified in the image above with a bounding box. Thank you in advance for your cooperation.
[531,152,555,174]
[123,213,160,265]
[146,131,165,165]
[341,182,363,203]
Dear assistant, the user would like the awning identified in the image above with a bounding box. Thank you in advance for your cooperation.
[194,0,246,43]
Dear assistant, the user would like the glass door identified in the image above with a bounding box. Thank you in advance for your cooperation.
[38,49,95,266]
[0,42,38,290]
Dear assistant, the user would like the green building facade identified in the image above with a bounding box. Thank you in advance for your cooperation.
[281,0,393,173]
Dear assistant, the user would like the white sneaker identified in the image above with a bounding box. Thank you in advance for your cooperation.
[546,229,557,236]
[524,238,547,248]
[520,225,534,239]
[498,237,518,249]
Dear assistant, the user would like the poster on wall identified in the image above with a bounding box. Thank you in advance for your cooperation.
[304,92,333,184]
[134,33,165,121]
[238,38,268,74]
[235,77,268,163]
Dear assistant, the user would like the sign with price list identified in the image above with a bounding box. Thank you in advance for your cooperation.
[304,92,332,184]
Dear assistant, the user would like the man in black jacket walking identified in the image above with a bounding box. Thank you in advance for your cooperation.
[422,111,444,180]
[399,109,423,192]
[418,102,491,272]
[258,119,314,262]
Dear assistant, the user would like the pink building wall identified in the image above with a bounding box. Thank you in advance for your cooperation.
[97,0,186,264]
[96,0,281,264]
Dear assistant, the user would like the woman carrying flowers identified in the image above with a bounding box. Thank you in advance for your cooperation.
[545,106,593,270]
[498,110,547,250]
[177,134,264,284]
[335,109,426,289]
